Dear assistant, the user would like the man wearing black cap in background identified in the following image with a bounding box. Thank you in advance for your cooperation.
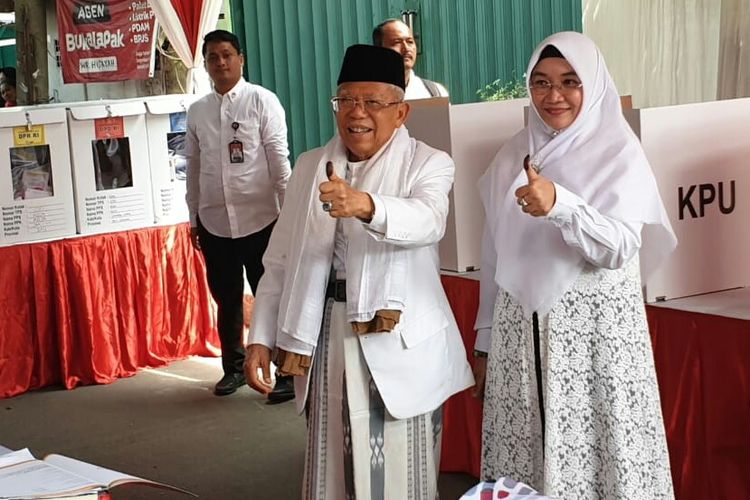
[373,19,449,100]
[245,44,473,497]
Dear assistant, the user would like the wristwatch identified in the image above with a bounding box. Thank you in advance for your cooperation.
[473,349,488,358]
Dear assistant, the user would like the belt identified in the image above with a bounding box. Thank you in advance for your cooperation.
[325,279,347,302]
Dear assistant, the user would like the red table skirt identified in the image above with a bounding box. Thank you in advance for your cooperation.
[0,224,220,399]
[439,275,750,499]
[439,276,483,477]
[648,306,750,498]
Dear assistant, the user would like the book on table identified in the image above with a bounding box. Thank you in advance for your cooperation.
[2,494,99,500]
[0,447,195,499]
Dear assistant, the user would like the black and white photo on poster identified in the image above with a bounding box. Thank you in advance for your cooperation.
[166,132,186,182]
[167,111,187,182]
[91,137,133,190]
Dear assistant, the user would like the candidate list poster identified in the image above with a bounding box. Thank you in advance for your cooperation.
[57,0,158,83]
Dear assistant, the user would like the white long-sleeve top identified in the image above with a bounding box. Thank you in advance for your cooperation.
[404,70,449,100]
[474,182,642,352]
[185,78,291,238]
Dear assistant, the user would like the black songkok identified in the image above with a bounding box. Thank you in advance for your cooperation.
[337,44,406,90]
[538,44,565,60]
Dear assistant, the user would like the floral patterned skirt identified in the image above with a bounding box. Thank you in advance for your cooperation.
[481,258,675,500]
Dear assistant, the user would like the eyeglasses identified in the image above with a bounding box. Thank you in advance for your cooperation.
[529,78,583,95]
[330,96,403,113]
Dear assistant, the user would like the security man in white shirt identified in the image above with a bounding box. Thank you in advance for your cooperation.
[372,19,449,100]
[186,30,292,398]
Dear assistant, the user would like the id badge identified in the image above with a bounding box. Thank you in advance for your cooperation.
[228,140,244,163]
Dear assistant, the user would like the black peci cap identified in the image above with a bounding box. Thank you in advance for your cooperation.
[337,44,406,90]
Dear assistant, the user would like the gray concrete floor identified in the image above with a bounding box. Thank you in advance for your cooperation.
[0,357,476,499]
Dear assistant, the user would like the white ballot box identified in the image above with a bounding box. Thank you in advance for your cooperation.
[67,100,154,235]
[144,95,197,225]
[0,106,77,246]
[406,97,528,272]
[625,97,750,301]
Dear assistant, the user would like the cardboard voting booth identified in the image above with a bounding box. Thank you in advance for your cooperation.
[0,106,77,246]
[625,97,750,302]
[144,95,197,225]
[67,100,154,235]
[406,97,529,272]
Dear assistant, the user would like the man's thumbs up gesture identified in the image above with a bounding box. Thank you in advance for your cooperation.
[319,161,375,221]
[514,156,556,217]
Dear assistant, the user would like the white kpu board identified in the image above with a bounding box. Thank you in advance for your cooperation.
[0,105,76,246]
[143,94,198,225]
[66,100,154,235]
[625,97,750,302]
[406,97,529,272]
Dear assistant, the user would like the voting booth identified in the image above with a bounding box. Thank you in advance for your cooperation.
[625,97,750,302]
[0,106,77,246]
[406,97,528,272]
[67,100,154,235]
[144,95,197,225]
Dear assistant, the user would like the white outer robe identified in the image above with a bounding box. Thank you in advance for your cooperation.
[249,135,474,419]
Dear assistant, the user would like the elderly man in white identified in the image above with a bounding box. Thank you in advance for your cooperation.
[245,44,473,499]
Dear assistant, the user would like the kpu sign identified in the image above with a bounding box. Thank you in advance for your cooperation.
[56,0,158,83]
[678,181,735,220]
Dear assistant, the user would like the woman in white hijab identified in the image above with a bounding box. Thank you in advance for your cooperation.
[473,31,677,498]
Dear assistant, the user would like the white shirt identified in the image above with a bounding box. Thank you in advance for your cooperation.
[185,78,291,238]
[404,70,449,100]
[474,183,642,352]
[332,160,388,272]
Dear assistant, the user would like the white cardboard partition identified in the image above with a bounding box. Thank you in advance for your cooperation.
[144,95,197,225]
[67,100,154,235]
[625,97,750,302]
[406,97,529,272]
[0,106,77,246]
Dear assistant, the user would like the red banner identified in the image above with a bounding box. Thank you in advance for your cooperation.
[56,0,158,83]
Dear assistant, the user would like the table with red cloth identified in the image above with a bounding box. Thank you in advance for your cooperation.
[438,274,750,499]
[0,224,219,399]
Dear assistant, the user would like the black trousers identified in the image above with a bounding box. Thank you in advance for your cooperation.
[198,219,275,375]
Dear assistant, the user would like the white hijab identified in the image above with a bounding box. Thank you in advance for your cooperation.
[479,31,676,317]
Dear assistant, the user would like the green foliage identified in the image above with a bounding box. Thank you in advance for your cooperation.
[477,74,528,101]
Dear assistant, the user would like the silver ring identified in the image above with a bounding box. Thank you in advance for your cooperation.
[322,201,333,212]
[517,198,528,207]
